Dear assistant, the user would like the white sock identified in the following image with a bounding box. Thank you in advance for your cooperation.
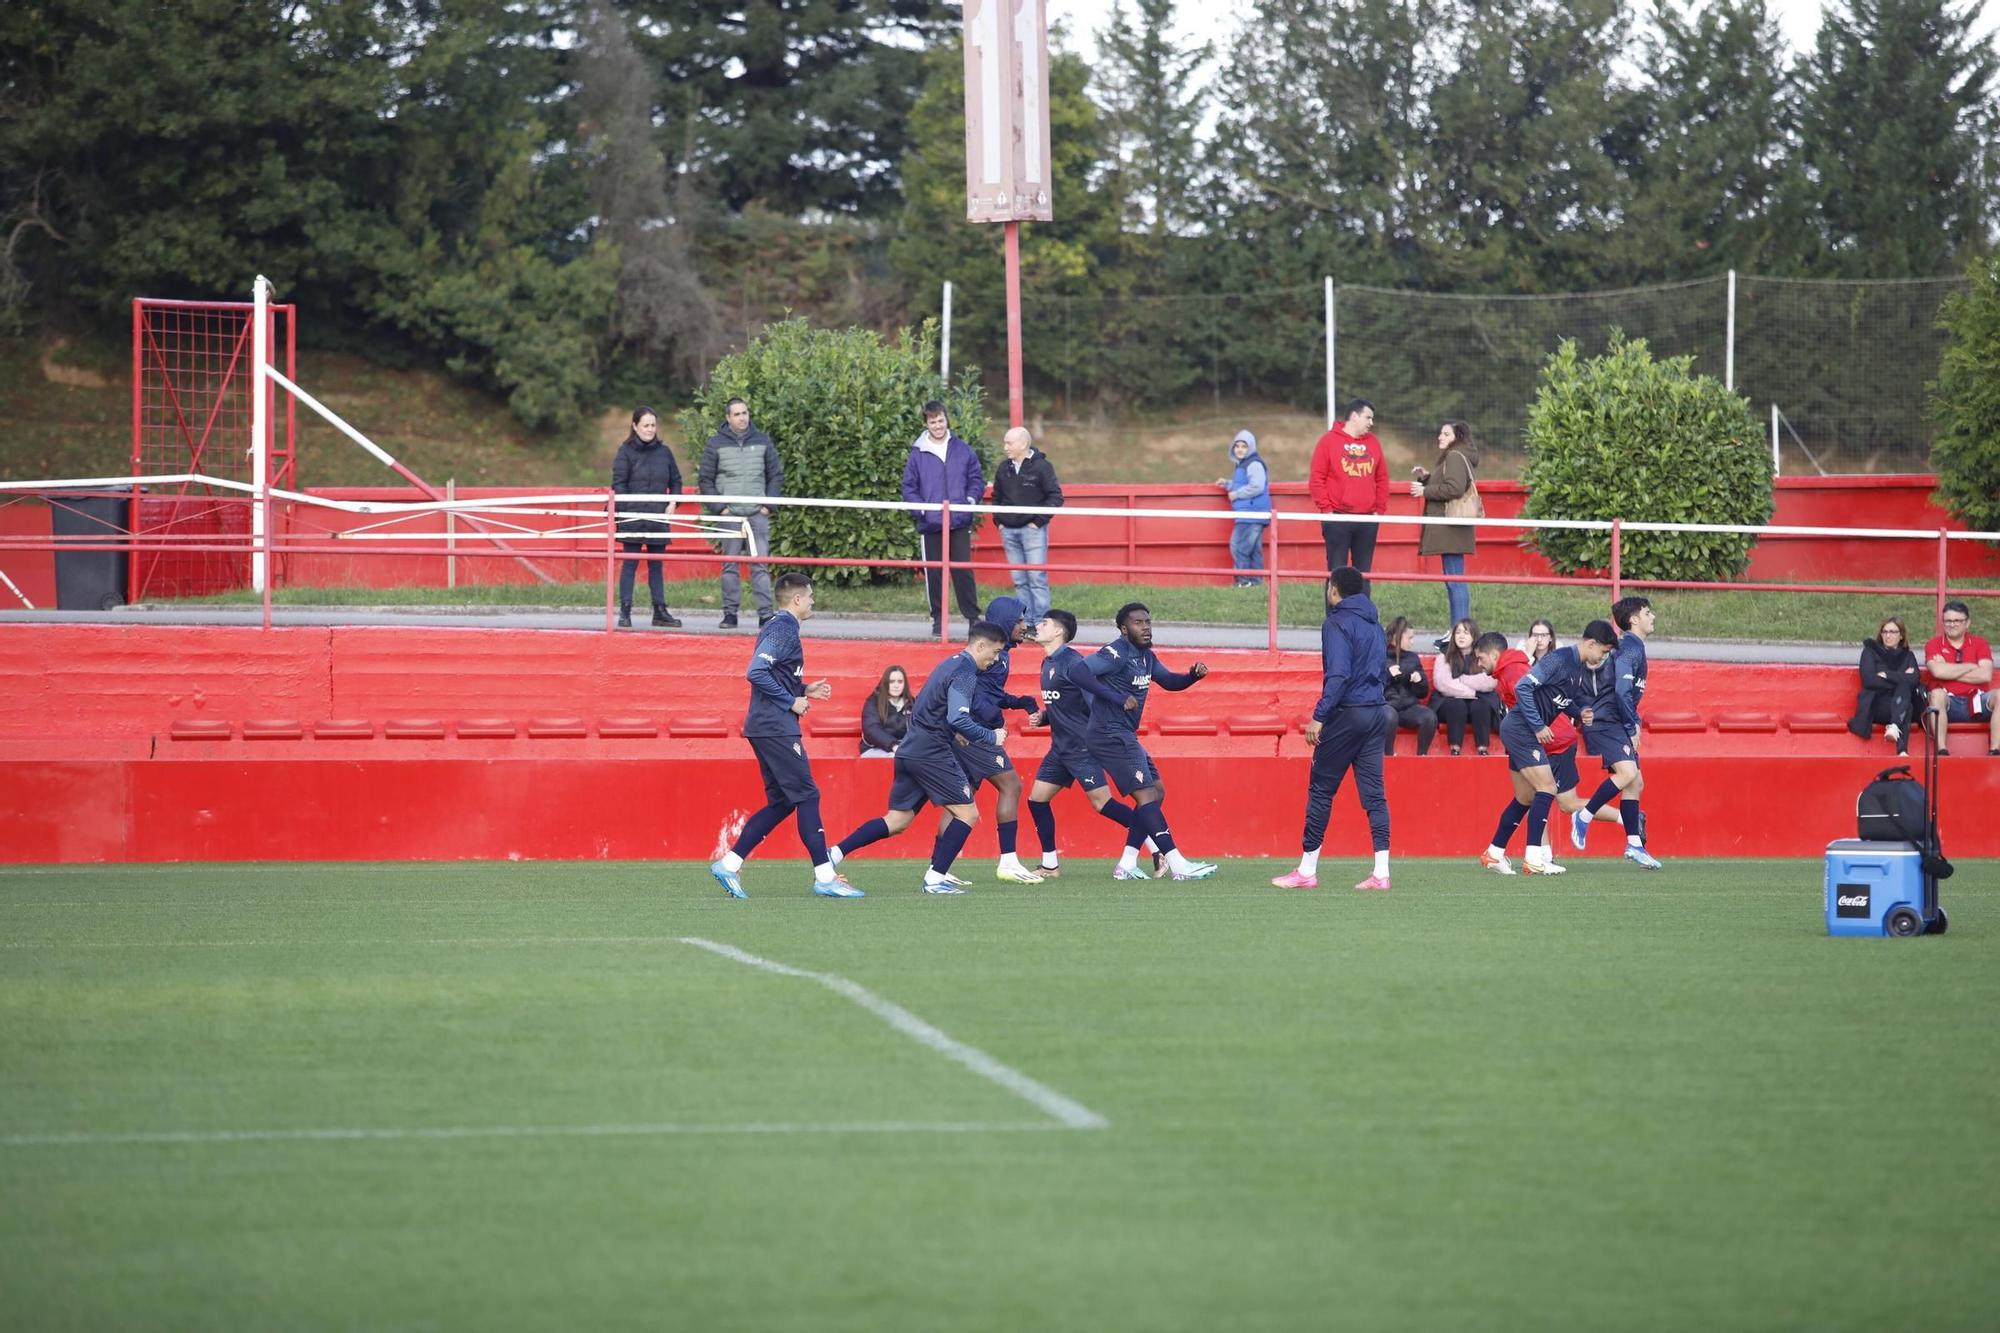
[1628,834,1643,847]
[721,851,744,873]
[1144,838,1158,854]
[923,867,946,884]
[1166,848,1192,874]
[998,853,1022,869]
[1485,844,1506,860]
[1117,846,1139,870]
[829,846,844,867]
[1525,845,1547,868]
[1041,852,1060,869]
[1299,847,1321,875]
[1373,851,1390,877]
[813,863,834,883]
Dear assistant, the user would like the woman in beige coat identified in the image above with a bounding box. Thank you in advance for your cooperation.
[1410,419,1478,631]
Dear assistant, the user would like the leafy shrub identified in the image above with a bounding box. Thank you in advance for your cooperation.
[1521,334,1772,582]
[1930,254,2000,541]
[680,319,992,586]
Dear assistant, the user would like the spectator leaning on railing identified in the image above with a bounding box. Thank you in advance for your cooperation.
[1923,600,1999,756]
[990,426,1063,625]
[1216,429,1269,587]
[1848,614,1924,756]
[698,396,783,630]
[901,400,986,636]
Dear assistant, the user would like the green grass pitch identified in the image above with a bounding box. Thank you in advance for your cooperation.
[3,857,1996,1331]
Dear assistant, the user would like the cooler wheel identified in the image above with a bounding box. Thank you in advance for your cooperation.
[1885,906,1924,938]
[1925,906,1949,936]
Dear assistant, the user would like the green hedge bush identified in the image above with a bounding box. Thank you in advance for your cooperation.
[1930,253,2000,542]
[1521,334,1772,582]
[680,319,991,586]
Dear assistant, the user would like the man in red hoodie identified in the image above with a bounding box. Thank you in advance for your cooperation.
[1308,398,1389,573]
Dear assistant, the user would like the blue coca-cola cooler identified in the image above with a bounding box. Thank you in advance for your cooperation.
[1825,839,1945,937]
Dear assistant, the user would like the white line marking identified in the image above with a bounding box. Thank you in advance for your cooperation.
[0,1121,1068,1148]
[677,936,1110,1130]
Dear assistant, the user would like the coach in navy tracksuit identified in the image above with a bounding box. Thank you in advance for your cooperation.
[708,573,864,900]
[1274,565,1393,891]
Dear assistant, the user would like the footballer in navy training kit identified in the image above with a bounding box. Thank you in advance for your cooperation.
[1273,566,1393,892]
[1480,623,1618,877]
[1083,603,1218,881]
[827,623,1008,894]
[955,595,1048,884]
[710,573,865,900]
[1023,609,1159,878]
[1570,599,1661,869]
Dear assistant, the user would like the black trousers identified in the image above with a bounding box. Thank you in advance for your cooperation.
[1382,703,1438,755]
[922,527,981,628]
[1851,686,1922,735]
[617,539,666,608]
[1322,519,1380,574]
[1434,694,1501,752]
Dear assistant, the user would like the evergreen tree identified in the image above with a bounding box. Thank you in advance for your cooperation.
[631,0,955,218]
[1618,0,1802,280]
[1094,0,1211,239]
[1794,0,1998,276]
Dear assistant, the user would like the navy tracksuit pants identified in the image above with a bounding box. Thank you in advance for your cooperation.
[1303,704,1391,853]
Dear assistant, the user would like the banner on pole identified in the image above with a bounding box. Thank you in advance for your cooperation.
[962,0,1053,224]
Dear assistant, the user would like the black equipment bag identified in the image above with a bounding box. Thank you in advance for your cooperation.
[1857,766,1928,842]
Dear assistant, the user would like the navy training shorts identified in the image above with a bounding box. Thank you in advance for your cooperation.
[954,733,1016,785]
[1497,714,1559,775]
[889,740,976,812]
[1085,729,1160,797]
[1033,743,1106,792]
[747,734,819,806]
[1580,719,1639,771]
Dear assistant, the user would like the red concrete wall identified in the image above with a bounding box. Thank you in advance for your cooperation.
[0,500,59,608]
[5,627,1997,864]
[266,476,2000,591]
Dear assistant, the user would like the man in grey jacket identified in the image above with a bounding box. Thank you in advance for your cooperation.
[699,397,784,628]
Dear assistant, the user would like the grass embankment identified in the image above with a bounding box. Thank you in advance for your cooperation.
[171,575,1942,642]
[4,858,1997,1329]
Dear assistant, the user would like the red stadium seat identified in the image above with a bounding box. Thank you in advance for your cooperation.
[241,718,302,741]
[804,715,861,739]
[1714,710,1778,733]
[312,719,375,740]
[1226,715,1287,736]
[384,718,448,740]
[526,718,588,739]
[1157,716,1219,736]
[1642,711,1705,734]
[669,716,731,738]
[1785,712,1849,734]
[596,717,658,739]
[169,719,233,741]
[456,718,517,739]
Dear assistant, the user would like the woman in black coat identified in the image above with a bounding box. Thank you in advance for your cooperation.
[610,405,683,628]
[1381,616,1439,755]
[1848,614,1924,754]
[861,665,912,757]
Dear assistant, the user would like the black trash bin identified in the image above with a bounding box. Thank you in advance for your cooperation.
[49,489,131,610]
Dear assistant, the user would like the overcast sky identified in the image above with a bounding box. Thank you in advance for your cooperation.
[1043,0,1995,69]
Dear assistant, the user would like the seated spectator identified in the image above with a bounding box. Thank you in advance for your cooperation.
[1380,616,1439,755]
[1522,618,1556,663]
[1430,616,1501,755]
[1923,600,1999,756]
[1848,614,1924,756]
[861,664,912,758]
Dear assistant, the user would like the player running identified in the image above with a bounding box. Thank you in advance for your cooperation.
[1022,609,1157,878]
[1571,598,1660,869]
[1476,624,1619,876]
[1083,603,1218,881]
[956,596,1046,885]
[710,573,865,900]
[826,623,1007,894]
[1272,566,1392,891]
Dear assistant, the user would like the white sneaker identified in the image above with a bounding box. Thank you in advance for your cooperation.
[923,879,967,895]
[1170,861,1218,881]
[1479,849,1516,875]
[1111,864,1150,881]
[996,862,1045,884]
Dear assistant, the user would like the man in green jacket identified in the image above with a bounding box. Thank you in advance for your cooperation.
[699,397,785,629]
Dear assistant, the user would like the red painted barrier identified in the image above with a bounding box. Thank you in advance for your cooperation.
[5,627,1997,864]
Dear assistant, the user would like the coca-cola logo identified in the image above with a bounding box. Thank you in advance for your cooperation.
[1835,884,1870,919]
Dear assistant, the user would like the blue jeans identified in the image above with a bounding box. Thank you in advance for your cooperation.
[1000,523,1051,624]
[1441,552,1470,627]
[1230,521,1266,578]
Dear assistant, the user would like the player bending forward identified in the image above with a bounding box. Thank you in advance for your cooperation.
[1273,566,1392,891]
[1023,610,1160,878]
[710,573,865,900]
[827,623,1007,894]
[1477,624,1619,876]
[1083,603,1217,881]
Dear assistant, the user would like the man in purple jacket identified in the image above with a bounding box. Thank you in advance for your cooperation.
[901,401,986,636]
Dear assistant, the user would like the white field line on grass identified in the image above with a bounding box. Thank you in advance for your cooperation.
[677,937,1110,1131]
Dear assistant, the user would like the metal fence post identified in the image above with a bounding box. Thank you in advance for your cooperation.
[938,500,953,645]
[1266,512,1280,654]
[1610,519,1623,605]
[604,490,617,633]
[1725,269,1737,391]
[1936,530,1950,628]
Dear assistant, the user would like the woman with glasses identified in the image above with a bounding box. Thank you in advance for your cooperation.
[1848,615,1923,756]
